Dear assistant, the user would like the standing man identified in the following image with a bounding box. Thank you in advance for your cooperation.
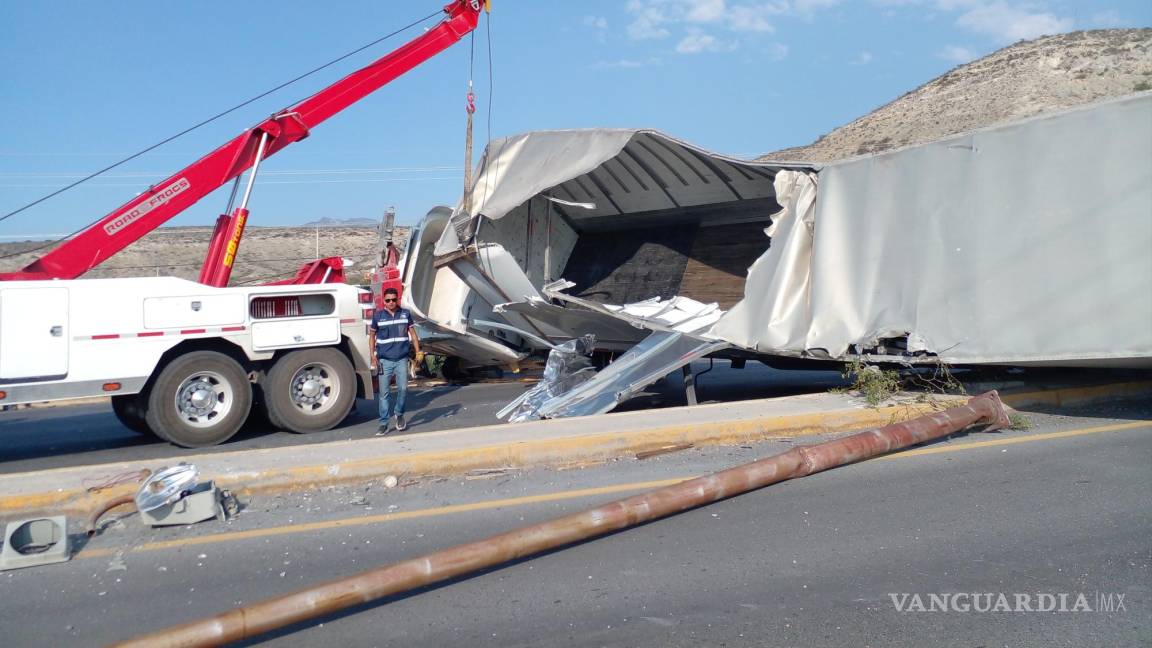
[372,287,422,435]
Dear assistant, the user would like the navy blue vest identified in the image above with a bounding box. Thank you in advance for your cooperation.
[373,307,413,361]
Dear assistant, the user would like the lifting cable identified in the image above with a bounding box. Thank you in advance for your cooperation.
[478,11,501,225]
[0,9,443,260]
[468,11,500,281]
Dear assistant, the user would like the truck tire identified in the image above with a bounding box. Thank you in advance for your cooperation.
[111,394,154,436]
[263,347,356,434]
[144,351,252,448]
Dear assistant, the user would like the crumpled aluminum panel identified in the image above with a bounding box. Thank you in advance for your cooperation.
[504,331,728,421]
[542,280,724,337]
[498,335,598,422]
[495,298,648,349]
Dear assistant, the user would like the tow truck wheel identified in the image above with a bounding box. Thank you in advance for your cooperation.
[145,351,252,448]
[111,394,154,436]
[264,347,356,434]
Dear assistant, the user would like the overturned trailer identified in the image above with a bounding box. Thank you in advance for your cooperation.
[407,93,1152,414]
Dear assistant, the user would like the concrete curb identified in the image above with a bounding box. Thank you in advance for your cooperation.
[2,380,1148,519]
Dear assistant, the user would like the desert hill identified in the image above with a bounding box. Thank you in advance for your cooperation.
[0,226,409,285]
[763,29,1152,162]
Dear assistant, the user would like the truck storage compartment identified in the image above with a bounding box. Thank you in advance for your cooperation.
[0,287,69,380]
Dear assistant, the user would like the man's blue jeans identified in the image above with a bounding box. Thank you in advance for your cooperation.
[377,358,409,423]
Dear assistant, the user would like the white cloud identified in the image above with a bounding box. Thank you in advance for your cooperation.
[726,5,778,32]
[938,44,976,62]
[767,42,790,60]
[676,29,731,53]
[686,0,727,23]
[624,1,844,44]
[936,1,1074,43]
[626,1,672,40]
[851,50,874,65]
[1090,10,1123,28]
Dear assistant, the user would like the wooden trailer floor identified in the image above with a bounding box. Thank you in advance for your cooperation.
[561,221,769,310]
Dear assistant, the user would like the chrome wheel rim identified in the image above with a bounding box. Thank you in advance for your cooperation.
[289,362,340,413]
[174,370,233,428]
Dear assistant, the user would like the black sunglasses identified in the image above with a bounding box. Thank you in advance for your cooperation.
[383,298,397,303]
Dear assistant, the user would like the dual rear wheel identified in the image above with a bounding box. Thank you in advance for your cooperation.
[110,348,356,448]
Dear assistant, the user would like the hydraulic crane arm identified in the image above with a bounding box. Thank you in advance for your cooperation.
[1,1,485,282]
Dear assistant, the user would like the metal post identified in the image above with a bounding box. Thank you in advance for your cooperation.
[682,365,698,406]
[113,392,1011,648]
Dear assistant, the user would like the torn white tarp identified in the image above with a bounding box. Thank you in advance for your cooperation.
[714,93,1152,366]
[434,130,636,256]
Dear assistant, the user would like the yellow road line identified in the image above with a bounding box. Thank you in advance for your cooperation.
[80,477,687,560]
[80,420,1149,560]
[873,420,1150,461]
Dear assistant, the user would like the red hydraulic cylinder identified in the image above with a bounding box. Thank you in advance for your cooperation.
[202,207,249,287]
[197,213,233,284]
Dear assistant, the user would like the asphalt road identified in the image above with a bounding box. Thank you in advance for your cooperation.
[0,361,848,473]
[3,402,1148,647]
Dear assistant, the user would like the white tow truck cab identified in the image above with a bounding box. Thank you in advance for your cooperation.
[0,277,375,447]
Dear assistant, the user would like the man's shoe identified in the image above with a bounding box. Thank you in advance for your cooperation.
[395,415,407,431]
[375,423,391,436]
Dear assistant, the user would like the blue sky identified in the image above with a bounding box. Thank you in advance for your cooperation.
[1,0,1148,240]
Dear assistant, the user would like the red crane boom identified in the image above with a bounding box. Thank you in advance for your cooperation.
[1,1,486,284]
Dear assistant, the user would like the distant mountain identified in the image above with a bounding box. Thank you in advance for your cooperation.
[762,29,1152,163]
[301,217,379,228]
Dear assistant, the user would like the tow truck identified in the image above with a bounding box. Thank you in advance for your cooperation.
[0,1,488,447]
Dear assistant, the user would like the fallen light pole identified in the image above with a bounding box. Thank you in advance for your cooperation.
[114,392,1011,648]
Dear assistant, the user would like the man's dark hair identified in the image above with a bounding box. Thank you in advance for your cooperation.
[383,287,399,298]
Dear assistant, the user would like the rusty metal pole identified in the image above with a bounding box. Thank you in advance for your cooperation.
[114,392,1010,648]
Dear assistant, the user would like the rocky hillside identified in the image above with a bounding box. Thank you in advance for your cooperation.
[0,226,409,285]
[763,29,1152,162]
